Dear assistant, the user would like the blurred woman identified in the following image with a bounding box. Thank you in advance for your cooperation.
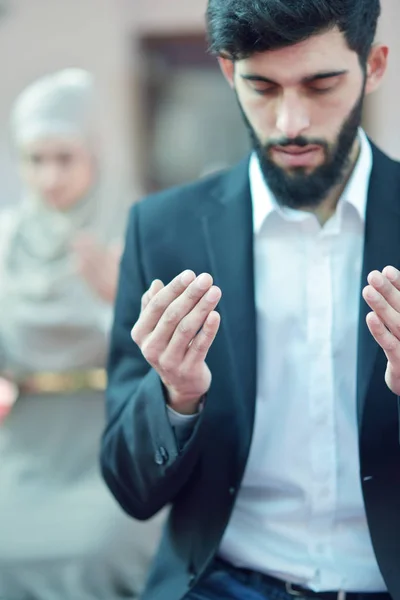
[0,69,163,600]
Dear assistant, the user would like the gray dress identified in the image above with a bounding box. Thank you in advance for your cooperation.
[0,211,165,600]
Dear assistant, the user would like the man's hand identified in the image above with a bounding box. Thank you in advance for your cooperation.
[131,271,222,415]
[363,266,400,395]
[72,233,123,304]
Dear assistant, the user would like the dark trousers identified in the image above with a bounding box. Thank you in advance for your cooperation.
[184,565,279,600]
[184,559,392,600]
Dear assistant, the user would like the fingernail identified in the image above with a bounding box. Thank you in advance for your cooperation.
[181,270,195,285]
[197,273,212,290]
[366,287,380,302]
[368,272,383,287]
[206,287,220,303]
[385,266,398,282]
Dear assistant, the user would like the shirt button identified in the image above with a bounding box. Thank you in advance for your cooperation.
[154,447,169,465]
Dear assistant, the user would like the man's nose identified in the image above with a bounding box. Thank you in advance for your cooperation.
[275,91,310,139]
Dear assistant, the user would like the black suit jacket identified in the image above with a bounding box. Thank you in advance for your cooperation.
[101,144,400,600]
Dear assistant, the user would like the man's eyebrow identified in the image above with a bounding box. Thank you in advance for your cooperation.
[303,70,348,82]
[240,70,348,85]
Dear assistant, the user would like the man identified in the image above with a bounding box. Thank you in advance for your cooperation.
[101,1,400,599]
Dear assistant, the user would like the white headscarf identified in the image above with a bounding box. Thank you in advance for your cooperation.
[0,69,121,375]
[12,69,95,145]
[10,68,110,256]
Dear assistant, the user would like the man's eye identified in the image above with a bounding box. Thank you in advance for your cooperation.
[251,85,277,95]
[308,79,339,94]
[309,86,334,94]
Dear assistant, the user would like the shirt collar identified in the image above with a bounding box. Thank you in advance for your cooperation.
[250,128,373,235]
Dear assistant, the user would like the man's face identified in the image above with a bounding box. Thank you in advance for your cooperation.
[220,28,386,209]
[20,136,95,211]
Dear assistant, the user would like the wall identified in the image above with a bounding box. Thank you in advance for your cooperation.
[128,0,206,34]
[0,0,398,208]
[130,0,400,161]
[0,0,135,206]
[127,0,400,159]
[364,0,400,159]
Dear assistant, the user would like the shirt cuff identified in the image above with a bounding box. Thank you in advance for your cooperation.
[166,400,204,449]
[166,404,201,427]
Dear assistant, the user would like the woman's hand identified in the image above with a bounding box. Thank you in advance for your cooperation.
[72,233,123,304]
[0,377,18,422]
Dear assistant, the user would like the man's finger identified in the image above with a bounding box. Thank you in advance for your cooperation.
[141,291,150,312]
[382,266,400,292]
[149,279,165,298]
[368,270,400,313]
[159,286,222,365]
[132,270,196,343]
[366,311,400,362]
[147,279,165,306]
[183,310,221,367]
[363,285,400,341]
[141,280,164,312]
[144,274,214,353]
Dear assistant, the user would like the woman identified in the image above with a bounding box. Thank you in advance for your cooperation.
[0,69,163,600]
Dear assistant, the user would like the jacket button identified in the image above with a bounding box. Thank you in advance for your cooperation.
[229,487,236,496]
[188,566,197,587]
[154,447,169,465]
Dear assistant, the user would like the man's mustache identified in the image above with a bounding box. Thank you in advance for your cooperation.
[264,137,328,151]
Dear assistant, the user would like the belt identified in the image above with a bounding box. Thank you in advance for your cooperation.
[18,369,107,394]
[214,558,391,600]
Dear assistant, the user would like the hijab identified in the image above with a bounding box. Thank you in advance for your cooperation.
[0,69,122,374]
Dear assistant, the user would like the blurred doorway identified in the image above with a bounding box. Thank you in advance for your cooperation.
[139,34,249,192]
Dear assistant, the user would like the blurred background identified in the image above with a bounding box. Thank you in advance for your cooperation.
[0,2,397,598]
[0,0,397,208]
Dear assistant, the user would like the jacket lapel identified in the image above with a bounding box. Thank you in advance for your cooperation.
[196,142,400,439]
[357,143,400,427]
[199,158,257,463]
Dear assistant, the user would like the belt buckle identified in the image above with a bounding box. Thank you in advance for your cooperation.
[285,582,347,600]
[285,582,306,597]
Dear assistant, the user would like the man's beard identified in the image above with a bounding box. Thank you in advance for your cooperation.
[238,88,365,210]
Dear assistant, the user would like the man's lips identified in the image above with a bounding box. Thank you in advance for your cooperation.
[271,145,322,167]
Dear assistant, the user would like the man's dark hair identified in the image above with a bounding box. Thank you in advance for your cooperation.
[206,0,381,65]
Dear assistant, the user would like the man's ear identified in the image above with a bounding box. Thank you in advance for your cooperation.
[218,57,235,88]
[365,44,389,96]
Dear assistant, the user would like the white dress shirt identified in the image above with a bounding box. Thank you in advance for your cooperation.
[218,130,386,592]
[169,129,386,592]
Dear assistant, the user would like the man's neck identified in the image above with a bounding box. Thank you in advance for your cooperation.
[301,138,361,227]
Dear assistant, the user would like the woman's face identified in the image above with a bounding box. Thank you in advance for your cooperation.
[19,136,95,211]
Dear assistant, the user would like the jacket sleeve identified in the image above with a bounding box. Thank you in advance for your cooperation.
[100,203,206,520]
